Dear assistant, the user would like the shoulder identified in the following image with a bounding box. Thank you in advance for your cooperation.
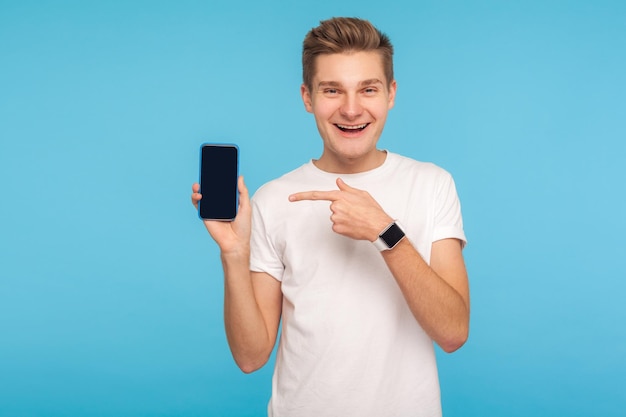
[252,162,311,204]
[386,152,453,181]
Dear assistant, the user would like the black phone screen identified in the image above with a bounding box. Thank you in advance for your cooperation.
[199,144,239,221]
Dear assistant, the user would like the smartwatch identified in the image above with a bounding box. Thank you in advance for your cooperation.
[373,221,406,251]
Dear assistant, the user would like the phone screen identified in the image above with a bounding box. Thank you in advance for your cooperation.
[199,144,239,221]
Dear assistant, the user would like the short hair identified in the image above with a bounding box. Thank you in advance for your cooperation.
[302,17,394,91]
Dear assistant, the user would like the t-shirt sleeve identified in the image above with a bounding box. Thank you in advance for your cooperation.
[432,172,467,248]
[249,196,285,281]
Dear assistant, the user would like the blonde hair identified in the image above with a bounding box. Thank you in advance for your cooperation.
[302,17,394,91]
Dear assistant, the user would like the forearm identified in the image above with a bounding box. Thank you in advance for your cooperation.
[222,251,273,373]
[382,239,469,353]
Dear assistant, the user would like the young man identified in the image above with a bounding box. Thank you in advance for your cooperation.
[192,17,469,417]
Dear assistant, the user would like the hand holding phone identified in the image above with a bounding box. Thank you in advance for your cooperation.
[198,144,239,221]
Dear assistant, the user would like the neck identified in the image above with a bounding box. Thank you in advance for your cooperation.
[313,149,387,174]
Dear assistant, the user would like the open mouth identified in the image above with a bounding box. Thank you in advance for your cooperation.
[335,123,369,133]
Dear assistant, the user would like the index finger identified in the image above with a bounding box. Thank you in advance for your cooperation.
[289,190,341,202]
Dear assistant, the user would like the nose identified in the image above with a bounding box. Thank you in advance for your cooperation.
[339,92,363,119]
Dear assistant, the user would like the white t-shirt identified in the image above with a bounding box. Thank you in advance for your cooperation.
[250,152,466,417]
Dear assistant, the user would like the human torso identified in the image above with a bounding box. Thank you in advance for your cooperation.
[251,152,464,417]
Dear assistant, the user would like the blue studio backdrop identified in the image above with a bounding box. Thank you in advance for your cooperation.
[1,1,625,416]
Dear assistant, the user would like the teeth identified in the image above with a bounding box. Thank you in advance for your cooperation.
[337,123,368,130]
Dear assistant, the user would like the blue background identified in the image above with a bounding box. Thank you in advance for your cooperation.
[1,1,625,416]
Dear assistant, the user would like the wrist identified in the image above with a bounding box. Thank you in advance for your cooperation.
[220,245,250,263]
[369,215,394,242]
[373,221,406,251]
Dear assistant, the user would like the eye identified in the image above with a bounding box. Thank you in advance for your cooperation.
[323,88,340,96]
[363,87,378,95]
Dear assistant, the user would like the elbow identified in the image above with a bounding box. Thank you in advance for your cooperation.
[235,354,270,374]
[439,327,469,354]
[439,307,470,353]
[228,335,274,374]
[440,337,466,353]
[239,363,261,374]
[238,362,263,374]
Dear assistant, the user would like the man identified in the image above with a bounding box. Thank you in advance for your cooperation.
[192,17,469,417]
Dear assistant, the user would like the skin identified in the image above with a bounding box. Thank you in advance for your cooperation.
[191,50,470,372]
[300,52,396,174]
[191,178,281,373]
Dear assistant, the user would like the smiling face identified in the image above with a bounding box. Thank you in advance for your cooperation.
[301,51,397,174]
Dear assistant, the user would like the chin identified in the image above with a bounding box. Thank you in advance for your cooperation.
[334,143,379,162]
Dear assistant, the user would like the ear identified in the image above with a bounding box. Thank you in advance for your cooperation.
[301,84,313,113]
[387,79,397,110]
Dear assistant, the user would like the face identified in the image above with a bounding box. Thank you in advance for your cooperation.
[301,51,397,173]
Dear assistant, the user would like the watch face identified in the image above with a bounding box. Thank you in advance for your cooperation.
[381,223,405,247]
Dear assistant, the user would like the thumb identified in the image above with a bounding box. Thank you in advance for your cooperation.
[238,175,251,210]
[336,177,354,191]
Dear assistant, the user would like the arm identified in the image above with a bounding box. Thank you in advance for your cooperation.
[223,265,282,373]
[381,237,469,353]
[289,178,469,352]
[192,178,282,372]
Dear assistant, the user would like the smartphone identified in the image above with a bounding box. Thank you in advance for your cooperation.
[198,143,239,221]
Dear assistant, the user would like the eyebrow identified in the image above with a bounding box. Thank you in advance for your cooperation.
[317,78,384,89]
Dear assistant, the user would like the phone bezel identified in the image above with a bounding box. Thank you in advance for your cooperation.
[198,143,239,221]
